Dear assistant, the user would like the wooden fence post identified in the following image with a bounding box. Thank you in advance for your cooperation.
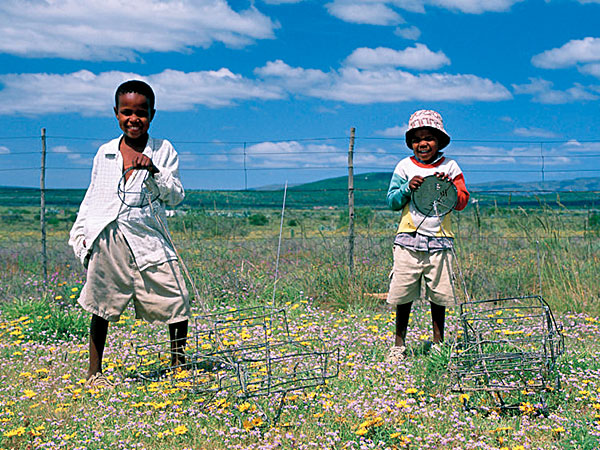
[348,127,355,278]
[40,128,47,283]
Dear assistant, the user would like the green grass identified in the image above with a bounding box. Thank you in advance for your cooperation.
[1,201,600,449]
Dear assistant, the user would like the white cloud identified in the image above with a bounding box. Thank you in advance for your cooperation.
[531,37,600,69]
[513,127,560,139]
[512,78,599,104]
[427,0,524,13]
[466,146,518,165]
[325,0,523,25]
[0,0,276,61]
[222,140,397,169]
[0,69,282,116]
[325,0,404,25]
[394,26,421,41]
[579,63,600,78]
[376,125,406,137]
[0,145,10,154]
[257,59,511,103]
[345,44,450,70]
[50,145,92,165]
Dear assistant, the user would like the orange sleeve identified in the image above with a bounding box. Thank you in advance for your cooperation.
[453,173,470,211]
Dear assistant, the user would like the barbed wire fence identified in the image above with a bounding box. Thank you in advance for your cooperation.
[1,128,600,282]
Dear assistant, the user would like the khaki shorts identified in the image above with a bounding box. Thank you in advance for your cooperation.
[386,245,456,307]
[78,222,190,324]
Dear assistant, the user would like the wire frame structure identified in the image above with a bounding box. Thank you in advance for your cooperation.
[132,306,339,423]
[450,296,564,411]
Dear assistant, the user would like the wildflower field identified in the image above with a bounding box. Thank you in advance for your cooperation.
[1,203,600,450]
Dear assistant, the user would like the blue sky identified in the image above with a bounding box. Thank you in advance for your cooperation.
[1,0,600,190]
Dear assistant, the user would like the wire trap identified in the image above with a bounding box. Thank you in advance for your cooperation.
[449,295,564,412]
[131,305,339,423]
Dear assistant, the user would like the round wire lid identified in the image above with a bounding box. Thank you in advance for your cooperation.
[412,175,458,217]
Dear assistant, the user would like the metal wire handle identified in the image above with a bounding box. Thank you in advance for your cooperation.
[117,166,160,208]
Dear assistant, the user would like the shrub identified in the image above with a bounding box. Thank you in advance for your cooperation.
[248,213,268,226]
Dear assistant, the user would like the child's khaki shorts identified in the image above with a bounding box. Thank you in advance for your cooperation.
[78,222,190,324]
[386,245,455,307]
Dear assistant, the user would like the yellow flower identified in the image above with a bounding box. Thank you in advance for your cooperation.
[355,427,368,436]
[71,287,79,292]
[3,427,26,437]
[173,425,188,435]
[405,387,418,394]
[23,389,37,399]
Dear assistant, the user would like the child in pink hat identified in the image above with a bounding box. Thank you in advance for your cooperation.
[385,110,469,363]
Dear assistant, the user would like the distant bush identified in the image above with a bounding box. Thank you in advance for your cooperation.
[590,212,600,235]
[288,218,298,227]
[248,213,268,226]
[337,206,375,228]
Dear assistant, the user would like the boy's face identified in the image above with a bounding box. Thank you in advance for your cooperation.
[410,128,439,164]
[114,92,154,141]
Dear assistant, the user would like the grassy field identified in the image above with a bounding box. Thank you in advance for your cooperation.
[1,200,600,449]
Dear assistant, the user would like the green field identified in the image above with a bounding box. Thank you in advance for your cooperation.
[1,182,600,449]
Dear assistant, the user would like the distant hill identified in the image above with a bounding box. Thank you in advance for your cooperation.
[2,174,599,210]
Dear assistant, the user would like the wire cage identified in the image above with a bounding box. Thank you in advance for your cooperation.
[132,305,339,421]
[450,296,564,411]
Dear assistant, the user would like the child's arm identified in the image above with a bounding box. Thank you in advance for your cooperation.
[144,141,184,207]
[386,171,412,211]
[452,173,469,211]
[69,157,98,265]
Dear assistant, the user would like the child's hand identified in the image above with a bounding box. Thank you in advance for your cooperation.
[434,172,451,182]
[409,175,424,190]
[129,153,159,174]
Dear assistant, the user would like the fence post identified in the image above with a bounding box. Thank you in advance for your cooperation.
[243,141,248,190]
[40,128,48,283]
[348,127,355,278]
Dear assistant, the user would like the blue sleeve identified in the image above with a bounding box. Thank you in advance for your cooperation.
[387,172,411,211]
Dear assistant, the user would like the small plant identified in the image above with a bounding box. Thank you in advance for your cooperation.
[248,213,268,226]
[2,297,88,342]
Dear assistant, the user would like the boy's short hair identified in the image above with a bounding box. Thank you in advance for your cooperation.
[115,80,155,110]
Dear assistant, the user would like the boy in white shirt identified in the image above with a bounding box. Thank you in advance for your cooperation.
[69,80,190,386]
[385,110,469,363]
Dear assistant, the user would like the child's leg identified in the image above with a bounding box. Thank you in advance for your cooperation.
[169,320,188,367]
[88,314,109,379]
[430,302,446,344]
[394,302,412,347]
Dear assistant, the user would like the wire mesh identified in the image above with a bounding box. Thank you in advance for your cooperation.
[131,305,339,422]
[450,296,564,409]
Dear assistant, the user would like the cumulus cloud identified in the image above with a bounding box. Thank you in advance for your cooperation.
[531,37,600,69]
[394,26,421,40]
[325,0,404,25]
[0,69,282,116]
[376,125,407,137]
[512,78,599,104]
[0,0,276,60]
[50,145,91,164]
[325,0,523,25]
[344,44,450,70]
[579,63,600,78]
[256,60,511,103]
[214,140,398,170]
[513,127,560,139]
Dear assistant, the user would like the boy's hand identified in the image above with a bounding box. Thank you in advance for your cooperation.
[435,172,451,182]
[409,175,424,190]
[129,153,159,174]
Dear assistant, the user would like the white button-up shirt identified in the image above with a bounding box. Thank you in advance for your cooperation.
[69,136,184,271]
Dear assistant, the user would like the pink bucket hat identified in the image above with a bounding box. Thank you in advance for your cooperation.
[405,110,451,150]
